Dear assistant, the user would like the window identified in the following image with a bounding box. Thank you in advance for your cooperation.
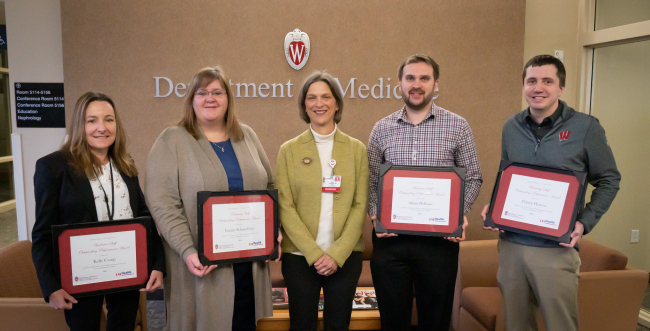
[577,0,650,326]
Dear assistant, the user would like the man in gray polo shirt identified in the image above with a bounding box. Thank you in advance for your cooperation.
[481,55,621,330]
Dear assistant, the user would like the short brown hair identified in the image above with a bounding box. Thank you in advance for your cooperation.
[60,92,137,178]
[178,66,244,141]
[522,55,566,88]
[298,71,344,124]
[398,54,440,81]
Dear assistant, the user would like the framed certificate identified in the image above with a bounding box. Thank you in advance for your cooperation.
[376,162,466,237]
[52,217,151,298]
[484,161,587,243]
[197,190,279,265]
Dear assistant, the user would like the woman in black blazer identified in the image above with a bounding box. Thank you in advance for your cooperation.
[31,92,165,331]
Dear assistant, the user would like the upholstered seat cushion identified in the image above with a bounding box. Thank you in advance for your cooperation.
[460,287,503,330]
[0,241,43,298]
[357,260,373,287]
[578,240,627,272]
[270,261,285,287]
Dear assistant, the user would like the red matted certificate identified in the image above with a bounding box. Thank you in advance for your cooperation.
[375,163,466,237]
[197,190,279,265]
[52,217,151,297]
[484,161,587,243]
[70,230,138,285]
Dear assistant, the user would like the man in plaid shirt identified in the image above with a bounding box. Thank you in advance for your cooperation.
[368,54,482,330]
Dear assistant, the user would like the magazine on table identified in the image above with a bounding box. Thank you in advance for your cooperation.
[272,288,288,309]
[271,288,378,310]
[352,289,378,310]
[318,293,324,311]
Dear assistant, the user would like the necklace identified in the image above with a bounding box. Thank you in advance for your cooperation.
[210,141,225,152]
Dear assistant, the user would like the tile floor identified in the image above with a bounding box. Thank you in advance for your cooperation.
[640,284,650,331]
[147,299,166,331]
[0,208,18,249]
[643,283,650,311]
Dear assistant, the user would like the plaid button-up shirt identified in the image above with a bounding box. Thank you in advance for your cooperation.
[368,103,482,216]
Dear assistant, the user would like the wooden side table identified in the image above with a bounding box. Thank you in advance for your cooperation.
[256,309,381,331]
[257,287,381,331]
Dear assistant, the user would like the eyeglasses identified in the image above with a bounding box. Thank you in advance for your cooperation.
[195,89,227,98]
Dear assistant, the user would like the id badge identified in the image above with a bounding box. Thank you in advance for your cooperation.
[322,175,342,192]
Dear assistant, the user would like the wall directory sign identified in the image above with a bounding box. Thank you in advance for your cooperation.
[15,83,65,128]
[0,25,7,50]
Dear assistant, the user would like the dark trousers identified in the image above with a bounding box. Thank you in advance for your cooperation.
[370,232,459,331]
[233,261,256,331]
[282,252,363,331]
[64,289,140,331]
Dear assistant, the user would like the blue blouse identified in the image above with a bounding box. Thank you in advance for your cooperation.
[210,139,243,191]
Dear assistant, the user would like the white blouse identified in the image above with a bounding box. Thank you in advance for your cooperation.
[290,125,337,256]
[312,125,336,252]
[89,161,134,221]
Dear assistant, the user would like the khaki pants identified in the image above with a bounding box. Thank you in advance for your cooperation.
[497,239,581,331]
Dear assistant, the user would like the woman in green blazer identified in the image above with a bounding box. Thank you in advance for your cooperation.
[275,71,369,331]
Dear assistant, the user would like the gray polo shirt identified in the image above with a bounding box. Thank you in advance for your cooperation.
[499,100,621,248]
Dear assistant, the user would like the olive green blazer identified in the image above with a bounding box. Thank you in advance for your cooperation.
[276,129,369,266]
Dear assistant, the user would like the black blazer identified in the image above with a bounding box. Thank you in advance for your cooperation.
[31,151,165,300]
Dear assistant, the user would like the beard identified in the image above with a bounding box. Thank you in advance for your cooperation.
[402,88,435,111]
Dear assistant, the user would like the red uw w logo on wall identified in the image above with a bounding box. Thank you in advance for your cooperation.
[284,29,310,70]
[559,131,571,141]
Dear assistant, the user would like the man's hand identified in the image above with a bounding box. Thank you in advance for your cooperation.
[559,221,584,248]
[481,204,502,232]
[185,253,217,277]
[445,216,468,243]
[371,216,397,238]
[48,289,77,310]
[141,270,164,292]
[314,254,338,276]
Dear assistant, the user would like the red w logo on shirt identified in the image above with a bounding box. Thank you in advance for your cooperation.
[559,131,571,141]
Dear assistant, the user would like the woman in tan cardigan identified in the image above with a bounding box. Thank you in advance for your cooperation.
[276,71,369,330]
[145,66,275,331]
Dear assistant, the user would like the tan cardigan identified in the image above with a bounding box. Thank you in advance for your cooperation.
[145,125,273,331]
[276,129,369,266]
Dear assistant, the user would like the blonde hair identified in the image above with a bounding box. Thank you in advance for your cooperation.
[60,92,137,177]
[178,66,243,141]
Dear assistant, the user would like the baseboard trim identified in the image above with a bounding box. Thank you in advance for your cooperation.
[639,309,650,328]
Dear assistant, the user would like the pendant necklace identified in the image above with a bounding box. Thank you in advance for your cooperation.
[211,141,225,152]
[211,141,227,152]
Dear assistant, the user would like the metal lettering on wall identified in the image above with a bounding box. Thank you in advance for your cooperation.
[15,83,65,128]
[154,76,439,100]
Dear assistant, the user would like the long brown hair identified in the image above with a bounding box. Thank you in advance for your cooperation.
[60,92,137,178]
[178,66,243,141]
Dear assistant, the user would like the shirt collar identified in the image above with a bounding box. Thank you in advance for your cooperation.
[397,102,438,124]
[310,124,337,141]
[525,101,563,127]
